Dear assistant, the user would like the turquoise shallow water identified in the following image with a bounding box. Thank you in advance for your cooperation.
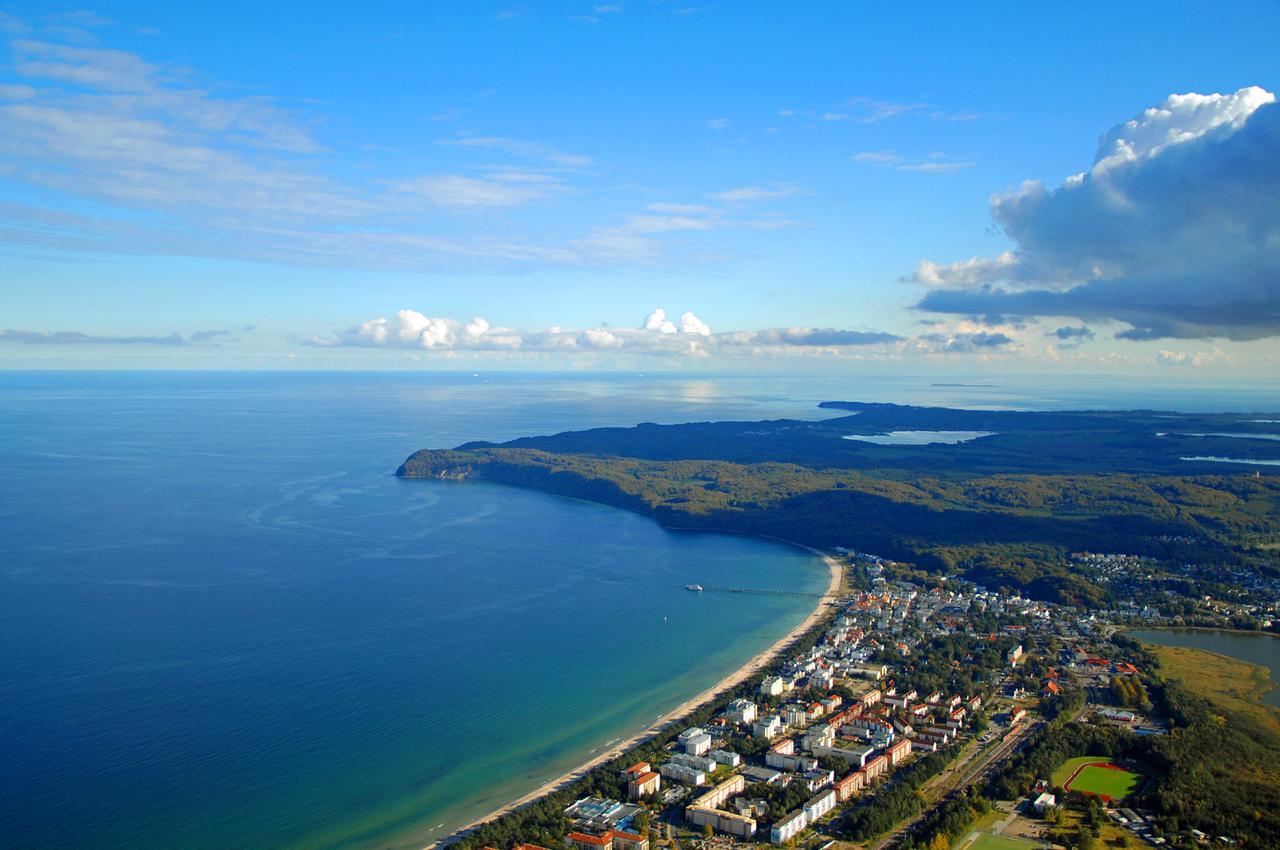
[3,372,1278,850]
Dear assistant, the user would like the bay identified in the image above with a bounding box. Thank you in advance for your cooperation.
[2,371,1278,849]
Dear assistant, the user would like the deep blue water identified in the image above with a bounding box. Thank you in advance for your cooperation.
[2,372,1278,850]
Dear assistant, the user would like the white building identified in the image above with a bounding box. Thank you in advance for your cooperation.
[770,810,808,844]
[803,789,837,823]
[724,698,758,725]
[678,727,713,756]
[760,676,787,697]
[671,753,718,774]
[659,762,705,786]
[752,715,783,740]
[709,749,741,768]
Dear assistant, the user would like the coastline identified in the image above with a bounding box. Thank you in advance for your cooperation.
[423,550,843,849]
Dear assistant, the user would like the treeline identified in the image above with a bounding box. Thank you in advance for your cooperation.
[1109,675,1150,709]
[832,750,953,841]
[399,447,1275,607]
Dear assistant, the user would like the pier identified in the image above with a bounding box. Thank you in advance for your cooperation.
[687,584,827,599]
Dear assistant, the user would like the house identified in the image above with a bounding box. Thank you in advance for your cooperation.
[1008,645,1025,667]
[627,771,660,800]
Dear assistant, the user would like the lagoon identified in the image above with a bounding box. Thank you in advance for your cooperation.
[1128,629,1280,708]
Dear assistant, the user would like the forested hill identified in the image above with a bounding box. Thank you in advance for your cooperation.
[453,401,1280,475]
[398,403,1280,609]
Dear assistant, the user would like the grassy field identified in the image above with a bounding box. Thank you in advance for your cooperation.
[1149,644,1280,737]
[1066,764,1142,800]
[1050,755,1107,788]
[966,834,1039,850]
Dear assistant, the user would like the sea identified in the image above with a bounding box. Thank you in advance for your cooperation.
[2,371,1277,850]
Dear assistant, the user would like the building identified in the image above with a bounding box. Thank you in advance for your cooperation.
[803,788,837,823]
[835,770,865,801]
[620,762,650,782]
[566,831,649,850]
[887,738,912,766]
[1033,792,1057,815]
[658,762,704,786]
[709,749,741,768]
[685,775,757,839]
[1008,644,1025,667]
[670,753,717,774]
[752,715,783,740]
[627,771,660,800]
[678,727,713,756]
[724,698,758,725]
[760,676,787,696]
[741,765,783,785]
[770,809,808,844]
[813,742,875,767]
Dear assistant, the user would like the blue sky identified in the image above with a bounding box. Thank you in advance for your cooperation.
[1,2,1278,372]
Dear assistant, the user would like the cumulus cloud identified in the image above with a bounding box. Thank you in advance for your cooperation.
[308,309,904,356]
[912,86,1280,341]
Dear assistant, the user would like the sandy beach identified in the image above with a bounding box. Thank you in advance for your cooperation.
[425,551,843,849]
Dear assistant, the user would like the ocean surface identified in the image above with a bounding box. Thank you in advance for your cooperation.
[2,372,1278,850]
[1129,629,1280,708]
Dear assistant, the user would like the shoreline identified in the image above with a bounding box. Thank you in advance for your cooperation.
[423,550,843,849]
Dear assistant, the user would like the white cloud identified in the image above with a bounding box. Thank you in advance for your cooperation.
[679,311,711,335]
[911,251,1018,287]
[853,150,973,173]
[437,134,592,167]
[707,185,802,202]
[643,308,677,333]
[915,86,1280,340]
[705,117,729,130]
[388,173,558,208]
[310,309,906,356]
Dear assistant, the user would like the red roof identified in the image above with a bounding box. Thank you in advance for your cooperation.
[568,834,611,846]
[630,771,659,784]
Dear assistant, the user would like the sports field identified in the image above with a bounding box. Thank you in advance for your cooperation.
[1067,763,1142,800]
[966,834,1039,850]
[1054,756,1143,801]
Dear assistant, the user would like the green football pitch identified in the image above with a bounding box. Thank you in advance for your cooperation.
[1066,763,1142,800]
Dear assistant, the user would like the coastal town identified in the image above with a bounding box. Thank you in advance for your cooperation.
[445,547,1279,850]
